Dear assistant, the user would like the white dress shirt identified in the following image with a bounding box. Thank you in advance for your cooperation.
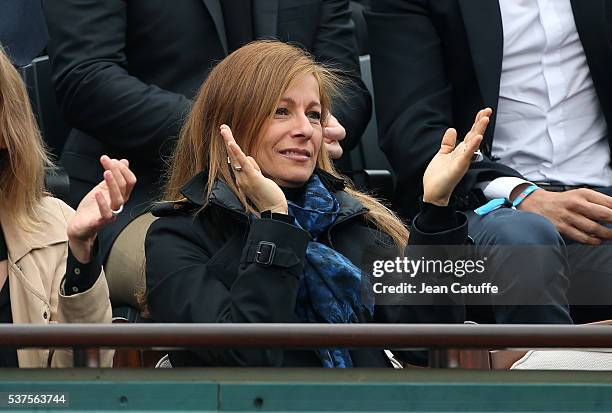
[481,0,612,201]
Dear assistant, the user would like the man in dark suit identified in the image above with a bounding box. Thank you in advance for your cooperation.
[367,0,612,323]
[43,0,371,266]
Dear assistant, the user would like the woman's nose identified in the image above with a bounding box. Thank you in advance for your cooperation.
[291,112,314,140]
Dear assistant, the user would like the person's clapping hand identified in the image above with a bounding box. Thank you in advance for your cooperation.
[67,155,137,263]
[220,125,288,214]
[422,108,491,206]
[323,113,345,160]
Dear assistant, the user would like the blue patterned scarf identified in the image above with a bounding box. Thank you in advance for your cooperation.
[288,175,374,368]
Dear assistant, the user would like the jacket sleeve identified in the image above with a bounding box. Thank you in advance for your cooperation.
[374,201,467,363]
[313,0,372,151]
[61,245,102,296]
[367,0,522,209]
[408,205,468,246]
[145,214,310,367]
[51,200,113,368]
[42,0,191,156]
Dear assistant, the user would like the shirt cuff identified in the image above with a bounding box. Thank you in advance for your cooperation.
[477,177,533,201]
[60,245,102,296]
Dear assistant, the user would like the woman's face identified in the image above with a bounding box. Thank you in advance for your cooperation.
[254,74,323,188]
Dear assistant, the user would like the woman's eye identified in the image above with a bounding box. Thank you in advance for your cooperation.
[275,108,289,116]
[307,111,322,122]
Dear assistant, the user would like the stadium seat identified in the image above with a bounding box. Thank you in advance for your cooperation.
[18,55,70,159]
[19,56,71,201]
[346,55,394,200]
[44,166,70,202]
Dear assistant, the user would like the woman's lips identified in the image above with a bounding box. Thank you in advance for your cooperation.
[279,149,311,162]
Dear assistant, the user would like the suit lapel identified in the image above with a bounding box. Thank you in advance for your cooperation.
[253,0,279,38]
[458,0,503,110]
[570,0,610,73]
[202,0,228,55]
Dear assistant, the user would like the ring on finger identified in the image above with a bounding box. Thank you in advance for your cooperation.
[111,204,124,217]
[233,164,243,172]
[471,149,483,162]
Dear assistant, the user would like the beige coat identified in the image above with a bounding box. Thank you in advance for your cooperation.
[1,197,113,367]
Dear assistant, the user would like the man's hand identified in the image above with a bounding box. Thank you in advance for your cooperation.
[517,188,612,245]
[323,113,345,159]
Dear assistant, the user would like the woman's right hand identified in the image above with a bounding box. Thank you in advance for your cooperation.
[67,155,136,263]
[422,108,491,206]
[220,125,288,214]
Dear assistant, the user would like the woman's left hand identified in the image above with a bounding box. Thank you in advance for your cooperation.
[422,108,491,206]
[67,155,137,263]
[221,125,288,214]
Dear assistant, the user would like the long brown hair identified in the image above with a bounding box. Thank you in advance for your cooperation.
[164,40,408,249]
[0,47,52,231]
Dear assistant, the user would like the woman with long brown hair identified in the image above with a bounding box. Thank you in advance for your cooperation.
[0,46,136,367]
[145,40,489,367]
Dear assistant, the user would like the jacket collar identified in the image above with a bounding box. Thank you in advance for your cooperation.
[201,0,228,55]
[180,169,365,218]
[0,198,68,263]
[457,0,503,117]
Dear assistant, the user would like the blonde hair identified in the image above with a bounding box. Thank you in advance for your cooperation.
[0,47,52,231]
[164,40,408,249]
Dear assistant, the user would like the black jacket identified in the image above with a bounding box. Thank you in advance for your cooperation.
[367,0,612,218]
[145,170,467,367]
[43,0,371,259]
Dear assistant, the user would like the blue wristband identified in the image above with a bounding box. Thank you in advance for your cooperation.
[474,184,540,216]
[512,184,539,208]
[474,197,510,215]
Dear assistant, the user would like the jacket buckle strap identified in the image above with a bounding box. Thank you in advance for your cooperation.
[255,241,276,266]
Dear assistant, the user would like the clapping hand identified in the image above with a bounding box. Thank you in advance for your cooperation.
[220,125,288,214]
[422,108,491,206]
[67,155,137,263]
